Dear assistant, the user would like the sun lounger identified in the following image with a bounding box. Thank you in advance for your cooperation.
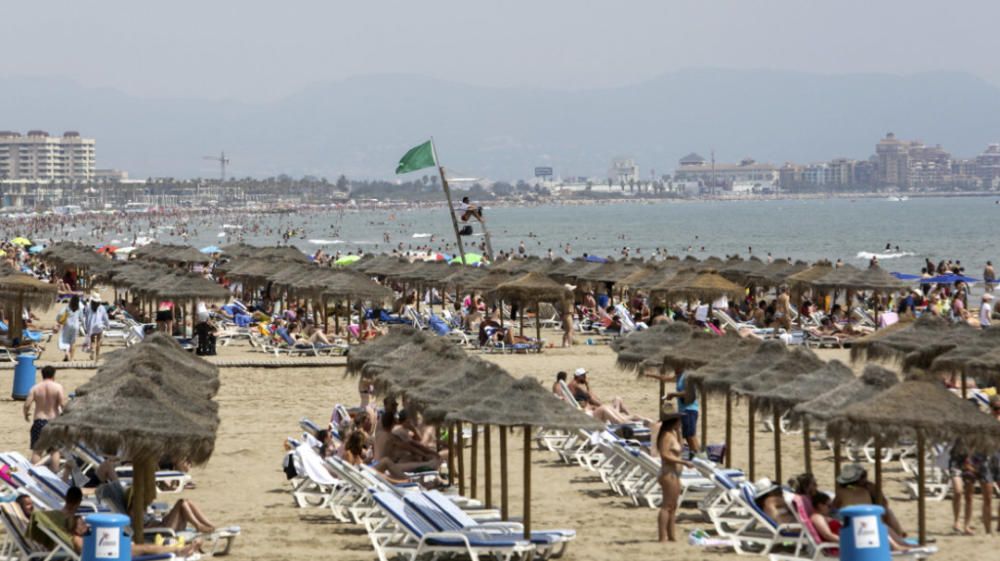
[0,501,50,561]
[365,491,535,561]
[721,483,800,556]
[72,444,191,493]
[405,490,575,558]
[29,510,193,561]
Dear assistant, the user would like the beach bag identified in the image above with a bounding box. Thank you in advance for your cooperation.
[282,452,298,480]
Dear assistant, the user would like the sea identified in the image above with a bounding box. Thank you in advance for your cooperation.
[22,196,1000,279]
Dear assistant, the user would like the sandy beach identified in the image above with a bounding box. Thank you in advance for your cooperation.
[0,315,992,561]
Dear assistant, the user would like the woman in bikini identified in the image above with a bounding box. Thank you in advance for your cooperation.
[657,404,693,542]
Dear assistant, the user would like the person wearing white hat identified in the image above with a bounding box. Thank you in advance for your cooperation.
[569,368,649,425]
[82,291,110,361]
[980,293,994,329]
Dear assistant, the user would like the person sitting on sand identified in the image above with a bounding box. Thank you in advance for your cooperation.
[833,464,907,541]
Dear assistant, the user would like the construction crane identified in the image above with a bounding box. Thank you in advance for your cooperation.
[203,151,230,181]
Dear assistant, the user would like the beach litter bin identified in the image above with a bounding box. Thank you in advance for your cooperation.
[82,513,130,561]
[11,352,36,401]
[838,504,890,561]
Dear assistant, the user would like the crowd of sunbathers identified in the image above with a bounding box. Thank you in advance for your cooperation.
[752,467,919,552]
[307,397,448,484]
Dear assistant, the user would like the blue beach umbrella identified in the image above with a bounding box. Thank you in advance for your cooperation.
[891,272,922,281]
[28,245,45,254]
[200,245,221,254]
[922,274,981,284]
[585,255,609,263]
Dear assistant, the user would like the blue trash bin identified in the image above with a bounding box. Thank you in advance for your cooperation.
[839,504,891,561]
[82,513,131,561]
[12,352,36,400]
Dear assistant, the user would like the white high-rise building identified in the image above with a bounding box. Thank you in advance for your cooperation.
[0,130,96,181]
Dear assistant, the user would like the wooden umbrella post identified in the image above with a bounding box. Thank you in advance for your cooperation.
[523,427,532,541]
[129,457,151,543]
[772,409,782,485]
[833,439,842,480]
[700,381,708,448]
[748,399,756,481]
[725,392,733,468]
[802,418,812,474]
[658,378,666,402]
[535,300,541,343]
[470,424,479,499]
[500,426,509,520]
[484,425,493,509]
[447,422,456,487]
[457,421,466,496]
[917,432,926,545]
[874,436,883,501]
[519,302,524,337]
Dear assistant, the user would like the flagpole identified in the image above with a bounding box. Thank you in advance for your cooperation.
[430,138,468,266]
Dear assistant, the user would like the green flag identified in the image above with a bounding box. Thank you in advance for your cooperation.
[395,140,437,174]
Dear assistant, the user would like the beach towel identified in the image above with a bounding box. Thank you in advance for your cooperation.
[428,314,450,336]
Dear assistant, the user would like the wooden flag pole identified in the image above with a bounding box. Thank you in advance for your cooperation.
[431,139,467,266]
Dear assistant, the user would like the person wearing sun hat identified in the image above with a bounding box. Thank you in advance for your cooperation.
[834,463,908,542]
[82,290,110,361]
[752,477,794,524]
[656,399,693,543]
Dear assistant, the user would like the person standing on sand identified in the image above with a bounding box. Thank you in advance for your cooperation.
[55,295,82,362]
[775,286,792,331]
[657,402,692,542]
[24,366,67,469]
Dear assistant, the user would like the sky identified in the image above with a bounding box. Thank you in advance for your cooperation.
[4,0,999,102]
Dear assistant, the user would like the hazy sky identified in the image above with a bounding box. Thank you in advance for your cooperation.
[5,0,999,102]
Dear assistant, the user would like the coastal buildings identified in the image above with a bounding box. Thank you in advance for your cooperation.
[608,158,639,184]
[0,130,96,181]
[673,154,779,193]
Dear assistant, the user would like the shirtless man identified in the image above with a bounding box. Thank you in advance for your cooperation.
[24,366,67,469]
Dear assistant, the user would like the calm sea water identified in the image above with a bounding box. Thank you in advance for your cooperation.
[30,196,1000,278]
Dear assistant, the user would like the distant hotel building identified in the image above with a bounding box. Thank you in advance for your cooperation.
[0,130,96,181]
[674,153,779,192]
[608,157,639,184]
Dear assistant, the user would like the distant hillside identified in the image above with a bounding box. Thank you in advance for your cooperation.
[2,69,999,179]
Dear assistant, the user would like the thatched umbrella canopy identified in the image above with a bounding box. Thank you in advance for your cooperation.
[146,273,230,304]
[316,270,394,304]
[745,258,793,286]
[794,364,898,423]
[749,359,856,475]
[494,272,570,304]
[369,338,469,396]
[827,379,1000,544]
[618,266,658,289]
[785,260,834,288]
[447,376,603,430]
[699,340,789,396]
[684,339,763,389]
[0,273,58,341]
[733,346,825,483]
[353,254,406,276]
[610,323,693,372]
[848,266,910,292]
[0,273,58,310]
[809,263,862,289]
[163,245,213,265]
[653,270,743,302]
[850,314,971,370]
[86,333,221,399]
[36,334,220,542]
[256,246,310,263]
[733,347,825,399]
[719,256,765,285]
[925,326,1000,387]
[654,330,743,373]
[446,376,602,538]
[467,270,514,294]
[346,327,428,374]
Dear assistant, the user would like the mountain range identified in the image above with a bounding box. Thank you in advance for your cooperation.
[2,69,999,180]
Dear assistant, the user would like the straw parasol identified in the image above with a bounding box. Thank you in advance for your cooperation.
[446,376,602,538]
[37,334,219,541]
[610,323,693,372]
[494,272,572,340]
[850,314,972,371]
[827,380,1000,544]
[733,347,825,483]
[793,364,899,423]
[0,273,58,341]
[653,270,744,302]
[748,359,855,474]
